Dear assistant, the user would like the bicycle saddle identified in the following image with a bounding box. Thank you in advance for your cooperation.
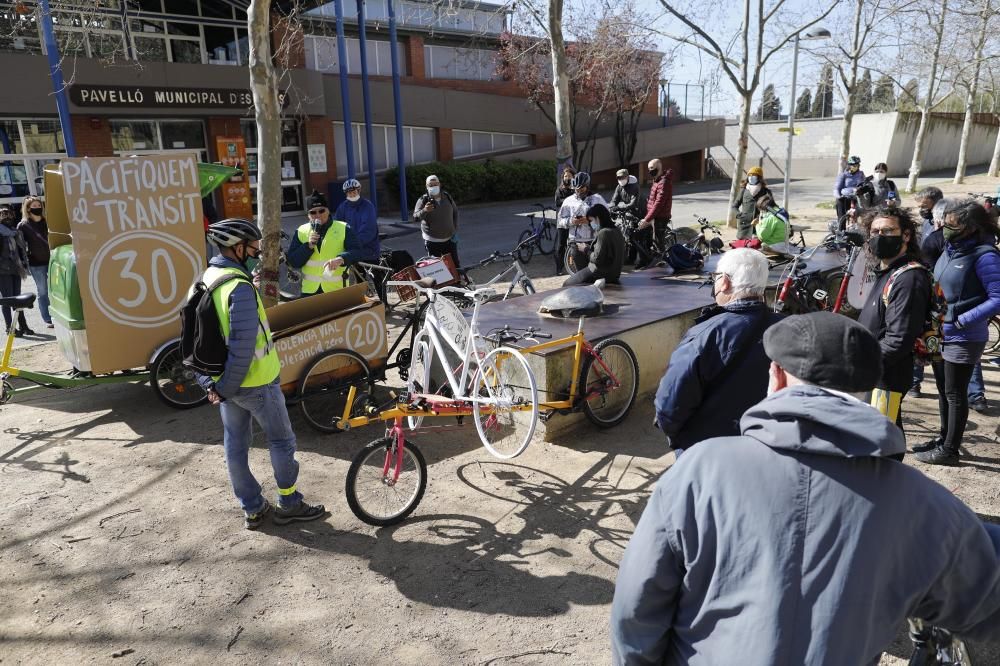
[0,293,36,310]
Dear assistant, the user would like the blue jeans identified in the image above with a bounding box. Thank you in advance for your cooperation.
[28,265,50,324]
[913,363,924,389]
[219,380,303,513]
[969,362,986,402]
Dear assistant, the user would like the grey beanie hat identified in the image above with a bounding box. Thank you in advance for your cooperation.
[763,311,882,393]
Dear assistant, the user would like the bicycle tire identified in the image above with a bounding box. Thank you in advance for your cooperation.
[517,230,535,264]
[346,436,427,526]
[987,316,1000,355]
[473,346,538,459]
[406,331,433,429]
[564,245,584,275]
[298,349,373,433]
[538,222,556,255]
[150,341,208,410]
[520,277,536,296]
[825,271,859,319]
[580,338,639,428]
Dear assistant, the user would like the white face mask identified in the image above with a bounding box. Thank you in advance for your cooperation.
[427,185,440,196]
[347,194,360,202]
[748,175,760,185]
[874,172,886,182]
[747,184,762,196]
[618,179,628,186]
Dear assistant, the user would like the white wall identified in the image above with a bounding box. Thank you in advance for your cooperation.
[717,112,999,180]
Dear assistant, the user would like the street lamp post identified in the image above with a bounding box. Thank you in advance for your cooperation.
[783,27,831,212]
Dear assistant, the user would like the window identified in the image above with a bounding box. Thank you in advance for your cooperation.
[305,35,404,76]
[110,120,206,158]
[0,118,68,204]
[452,130,533,158]
[204,25,240,64]
[240,120,304,215]
[424,45,497,81]
[333,121,436,178]
[0,9,42,54]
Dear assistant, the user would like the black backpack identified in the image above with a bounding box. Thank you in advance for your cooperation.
[180,271,252,376]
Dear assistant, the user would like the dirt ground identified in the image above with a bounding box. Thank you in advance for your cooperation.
[3,175,1000,665]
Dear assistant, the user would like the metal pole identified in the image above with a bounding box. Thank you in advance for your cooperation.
[667,82,672,126]
[661,81,667,128]
[684,84,689,120]
[388,0,408,221]
[701,84,705,120]
[782,33,800,212]
[39,0,76,156]
[334,0,355,179]
[356,0,378,210]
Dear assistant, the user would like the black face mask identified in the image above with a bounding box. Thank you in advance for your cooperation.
[919,208,933,220]
[869,234,904,259]
[29,208,43,216]
[648,169,658,177]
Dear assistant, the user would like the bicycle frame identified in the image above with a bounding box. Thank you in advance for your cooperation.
[419,292,489,398]
[831,245,862,313]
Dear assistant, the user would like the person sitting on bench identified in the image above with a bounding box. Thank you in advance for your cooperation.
[564,204,625,287]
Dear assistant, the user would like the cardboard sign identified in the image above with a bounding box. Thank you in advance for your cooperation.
[215,136,252,219]
[60,154,206,373]
[268,285,387,388]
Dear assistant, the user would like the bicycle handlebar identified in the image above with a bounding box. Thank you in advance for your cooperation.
[387,279,496,302]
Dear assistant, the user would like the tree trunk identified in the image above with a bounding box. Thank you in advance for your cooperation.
[728,92,752,226]
[989,129,1000,177]
[954,0,990,184]
[548,0,574,180]
[837,0,863,172]
[905,0,947,193]
[247,1,282,307]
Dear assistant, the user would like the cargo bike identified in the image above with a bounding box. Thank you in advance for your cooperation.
[303,277,640,527]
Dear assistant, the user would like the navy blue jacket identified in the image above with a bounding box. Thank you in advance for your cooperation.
[334,197,380,262]
[654,300,783,450]
[934,239,1000,343]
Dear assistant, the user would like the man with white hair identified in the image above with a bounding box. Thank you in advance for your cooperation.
[413,174,460,267]
[653,248,782,452]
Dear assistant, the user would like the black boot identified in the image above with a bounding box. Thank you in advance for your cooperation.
[15,313,34,337]
[914,445,959,466]
[911,436,943,454]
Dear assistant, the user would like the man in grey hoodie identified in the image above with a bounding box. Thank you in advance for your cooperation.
[611,311,1000,665]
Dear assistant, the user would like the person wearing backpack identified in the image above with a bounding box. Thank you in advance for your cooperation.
[916,200,1000,466]
[413,174,461,267]
[753,194,790,247]
[857,206,931,453]
[198,219,326,529]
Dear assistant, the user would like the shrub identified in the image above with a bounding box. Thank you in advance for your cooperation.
[384,159,556,208]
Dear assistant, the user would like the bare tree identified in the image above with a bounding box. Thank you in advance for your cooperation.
[904,0,949,192]
[954,0,996,184]
[653,0,838,224]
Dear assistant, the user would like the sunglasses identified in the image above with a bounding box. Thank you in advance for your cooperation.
[309,207,328,215]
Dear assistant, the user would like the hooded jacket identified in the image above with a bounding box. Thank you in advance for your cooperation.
[612,385,1000,665]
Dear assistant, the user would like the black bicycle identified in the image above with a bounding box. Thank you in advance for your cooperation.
[515,203,557,263]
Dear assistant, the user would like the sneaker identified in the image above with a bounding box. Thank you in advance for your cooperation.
[911,436,943,454]
[970,397,988,413]
[273,501,326,525]
[244,499,272,530]
[45,322,54,329]
[906,385,921,399]
[914,446,960,466]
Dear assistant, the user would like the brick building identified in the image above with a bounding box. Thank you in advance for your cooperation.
[0,0,720,216]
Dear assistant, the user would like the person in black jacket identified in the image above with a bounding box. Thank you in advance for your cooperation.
[610,168,641,217]
[563,204,624,286]
[858,206,930,453]
[553,166,576,275]
[653,248,783,452]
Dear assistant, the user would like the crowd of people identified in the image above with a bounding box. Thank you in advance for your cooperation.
[0,197,52,337]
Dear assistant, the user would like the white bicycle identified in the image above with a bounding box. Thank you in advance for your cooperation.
[386,279,539,459]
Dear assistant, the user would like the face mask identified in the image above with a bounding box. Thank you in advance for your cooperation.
[240,245,260,271]
[618,179,627,187]
[347,194,360,203]
[747,184,762,196]
[874,172,886,182]
[29,208,43,216]
[428,186,440,196]
[648,169,658,177]
[849,166,859,173]
[563,177,572,184]
[748,175,760,185]
[868,234,904,259]
[943,226,963,241]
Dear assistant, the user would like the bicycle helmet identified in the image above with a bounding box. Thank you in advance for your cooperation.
[342,178,362,192]
[207,218,262,248]
[847,155,861,166]
[571,172,591,189]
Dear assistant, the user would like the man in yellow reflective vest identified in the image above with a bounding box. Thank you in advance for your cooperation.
[200,218,326,529]
[286,189,363,297]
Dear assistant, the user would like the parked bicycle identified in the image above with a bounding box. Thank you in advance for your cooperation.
[774,230,866,316]
[452,241,536,307]
[688,216,725,256]
[515,203,557,263]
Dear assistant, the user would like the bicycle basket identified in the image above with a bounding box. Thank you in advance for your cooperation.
[391,253,461,302]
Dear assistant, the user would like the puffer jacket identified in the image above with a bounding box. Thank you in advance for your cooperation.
[643,170,673,222]
[612,385,1000,666]
[653,300,783,450]
[934,238,1000,343]
[833,169,867,198]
